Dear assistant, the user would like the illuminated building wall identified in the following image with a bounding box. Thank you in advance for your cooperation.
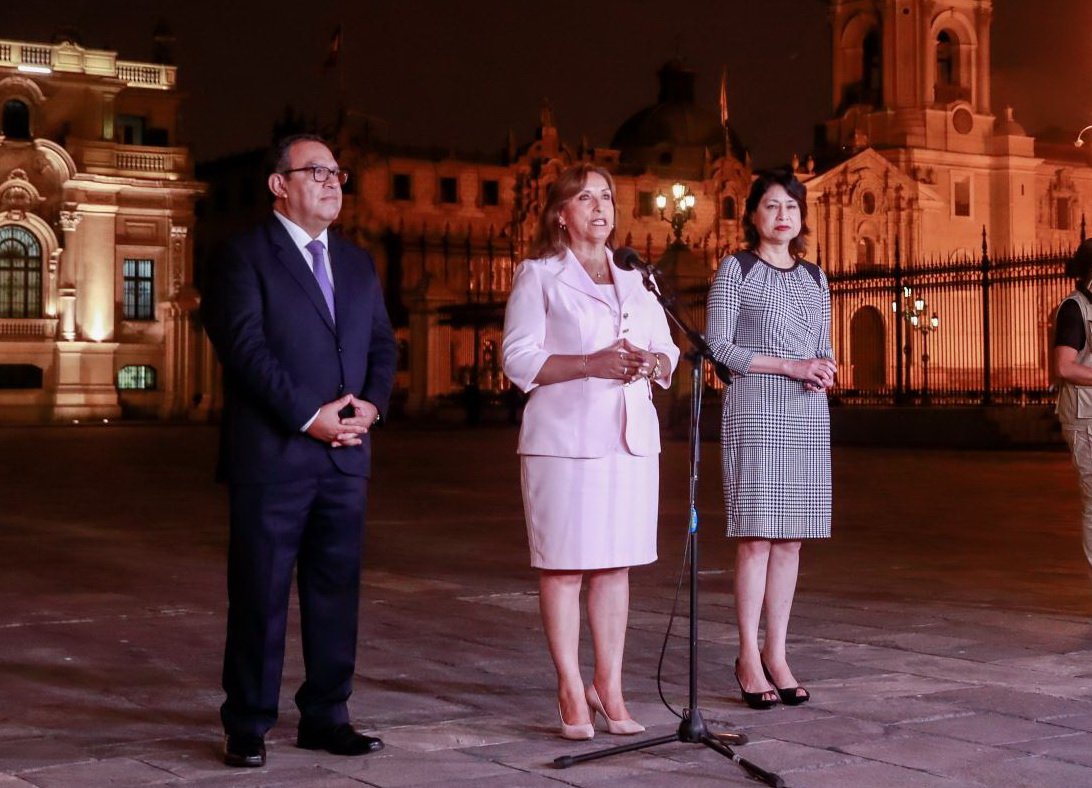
[0,38,204,422]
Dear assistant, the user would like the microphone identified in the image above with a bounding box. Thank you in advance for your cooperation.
[612,247,659,274]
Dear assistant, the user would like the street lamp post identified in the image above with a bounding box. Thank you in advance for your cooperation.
[892,286,940,404]
[656,182,696,245]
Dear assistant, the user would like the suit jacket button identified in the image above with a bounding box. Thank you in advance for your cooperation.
[622,312,629,319]
[337,346,343,353]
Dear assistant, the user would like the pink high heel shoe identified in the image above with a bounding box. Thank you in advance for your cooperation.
[585,685,645,735]
[558,703,594,740]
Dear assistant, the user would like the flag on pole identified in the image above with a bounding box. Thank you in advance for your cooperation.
[719,65,729,128]
[323,24,342,71]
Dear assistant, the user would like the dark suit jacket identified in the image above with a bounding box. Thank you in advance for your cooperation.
[202,216,397,484]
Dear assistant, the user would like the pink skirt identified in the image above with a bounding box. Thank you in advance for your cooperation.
[520,453,659,570]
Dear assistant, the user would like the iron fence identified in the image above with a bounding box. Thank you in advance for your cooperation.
[391,224,1078,408]
[828,232,1074,406]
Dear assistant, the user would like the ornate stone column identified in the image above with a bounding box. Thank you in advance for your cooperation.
[161,224,198,419]
[74,206,118,341]
[58,210,81,341]
[168,224,187,296]
[975,6,992,114]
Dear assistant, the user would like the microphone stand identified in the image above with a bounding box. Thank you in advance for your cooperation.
[553,266,784,787]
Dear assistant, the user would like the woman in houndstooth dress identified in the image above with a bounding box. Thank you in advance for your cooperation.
[706,169,834,710]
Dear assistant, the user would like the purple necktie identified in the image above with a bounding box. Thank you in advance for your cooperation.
[305,239,335,321]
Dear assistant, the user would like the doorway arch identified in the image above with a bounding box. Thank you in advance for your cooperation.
[850,305,886,388]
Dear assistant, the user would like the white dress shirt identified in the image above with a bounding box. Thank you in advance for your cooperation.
[272,210,334,286]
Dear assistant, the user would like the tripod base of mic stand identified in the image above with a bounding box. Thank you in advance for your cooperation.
[553,708,784,787]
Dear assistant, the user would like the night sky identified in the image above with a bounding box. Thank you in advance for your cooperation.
[3,1,1091,166]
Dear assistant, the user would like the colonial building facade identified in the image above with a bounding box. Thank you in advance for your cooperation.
[0,37,203,422]
[332,59,751,415]
[197,0,1088,419]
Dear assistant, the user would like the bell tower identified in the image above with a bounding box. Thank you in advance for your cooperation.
[823,0,997,155]
[810,0,1039,263]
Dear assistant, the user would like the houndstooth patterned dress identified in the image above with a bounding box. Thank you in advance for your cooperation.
[705,253,832,539]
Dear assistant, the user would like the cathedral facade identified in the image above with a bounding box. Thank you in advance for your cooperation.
[800,0,1085,399]
[0,37,203,422]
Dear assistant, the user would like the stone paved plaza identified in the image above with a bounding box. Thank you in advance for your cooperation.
[1,423,1091,786]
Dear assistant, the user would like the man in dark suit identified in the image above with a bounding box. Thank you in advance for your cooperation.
[201,133,397,768]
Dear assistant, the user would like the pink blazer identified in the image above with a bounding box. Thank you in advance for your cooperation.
[502,249,680,458]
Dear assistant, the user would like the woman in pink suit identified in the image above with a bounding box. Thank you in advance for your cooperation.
[502,164,679,740]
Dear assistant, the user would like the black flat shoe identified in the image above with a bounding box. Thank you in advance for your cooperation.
[761,659,811,706]
[297,722,384,756]
[734,659,780,710]
[223,734,265,767]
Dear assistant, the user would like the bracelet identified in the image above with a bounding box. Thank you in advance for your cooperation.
[651,356,662,379]
[582,354,589,379]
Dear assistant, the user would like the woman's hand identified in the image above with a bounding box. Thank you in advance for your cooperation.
[620,339,663,383]
[787,357,837,390]
[586,340,650,382]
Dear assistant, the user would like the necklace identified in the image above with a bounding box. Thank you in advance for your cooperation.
[574,248,610,282]
[579,260,609,281]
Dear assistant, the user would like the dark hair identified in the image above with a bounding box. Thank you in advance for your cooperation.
[742,167,810,258]
[268,133,330,174]
[1067,238,1092,281]
[529,163,617,259]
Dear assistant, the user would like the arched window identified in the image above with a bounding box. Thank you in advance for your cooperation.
[118,365,157,390]
[721,195,737,220]
[2,99,30,139]
[0,225,43,318]
[936,31,958,87]
[862,28,882,106]
[856,237,876,268]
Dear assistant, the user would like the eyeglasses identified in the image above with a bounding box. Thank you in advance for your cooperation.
[280,165,350,185]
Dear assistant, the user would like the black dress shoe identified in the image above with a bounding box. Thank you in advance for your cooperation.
[223,734,266,767]
[734,658,780,710]
[297,722,384,756]
[761,658,811,706]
